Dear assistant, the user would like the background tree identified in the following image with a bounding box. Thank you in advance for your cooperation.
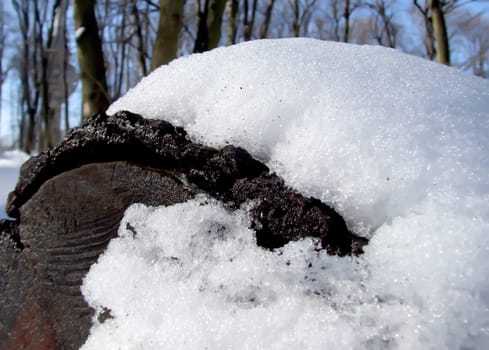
[11,0,72,151]
[430,0,450,64]
[413,0,449,64]
[243,0,258,40]
[313,0,362,42]
[413,0,471,65]
[0,2,8,139]
[41,0,76,149]
[367,0,398,48]
[73,0,110,118]
[226,0,239,44]
[290,0,318,37]
[193,0,227,53]
[259,0,276,39]
[451,8,489,77]
[151,0,184,70]
[131,0,149,76]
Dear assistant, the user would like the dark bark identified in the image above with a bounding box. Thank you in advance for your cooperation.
[193,0,226,53]
[194,0,210,52]
[259,0,276,39]
[292,0,300,37]
[243,0,258,41]
[73,0,110,118]
[7,111,366,253]
[343,0,351,42]
[132,0,148,76]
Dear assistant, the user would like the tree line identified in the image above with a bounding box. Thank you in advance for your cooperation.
[0,0,487,153]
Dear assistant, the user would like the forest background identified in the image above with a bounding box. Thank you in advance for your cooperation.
[0,0,487,153]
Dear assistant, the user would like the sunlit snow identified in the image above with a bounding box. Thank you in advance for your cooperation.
[83,38,489,349]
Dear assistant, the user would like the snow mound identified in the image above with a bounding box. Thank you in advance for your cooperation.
[108,38,489,235]
[84,38,489,349]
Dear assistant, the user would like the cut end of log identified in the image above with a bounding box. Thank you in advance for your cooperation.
[1,111,368,349]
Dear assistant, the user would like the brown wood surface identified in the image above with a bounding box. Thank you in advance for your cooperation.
[1,161,194,349]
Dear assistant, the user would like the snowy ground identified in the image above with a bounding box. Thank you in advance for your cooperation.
[0,151,28,219]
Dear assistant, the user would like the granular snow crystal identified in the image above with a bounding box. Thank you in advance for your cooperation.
[81,38,489,349]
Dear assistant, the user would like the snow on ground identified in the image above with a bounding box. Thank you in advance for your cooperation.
[82,38,489,349]
[0,150,28,219]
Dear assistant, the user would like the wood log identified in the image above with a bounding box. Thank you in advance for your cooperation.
[0,111,367,349]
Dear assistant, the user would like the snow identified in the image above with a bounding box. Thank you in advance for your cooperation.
[82,38,489,349]
[75,26,85,39]
[0,150,28,219]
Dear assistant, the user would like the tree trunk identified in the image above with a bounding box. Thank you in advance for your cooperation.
[414,0,436,61]
[132,0,148,76]
[378,1,396,48]
[47,0,74,146]
[0,1,4,138]
[13,0,39,153]
[194,0,226,53]
[292,0,300,37]
[38,0,59,150]
[226,0,238,45]
[73,0,109,118]
[150,0,184,71]
[425,19,436,60]
[208,0,226,49]
[62,4,70,132]
[430,0,450,65]
[259,0,275,39]
[243,0,258,41]
[114,0,128,100]
[194,0,210,53]
[343,0,350,42]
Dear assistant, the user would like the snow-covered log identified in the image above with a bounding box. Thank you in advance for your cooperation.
[0,111,365,349]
